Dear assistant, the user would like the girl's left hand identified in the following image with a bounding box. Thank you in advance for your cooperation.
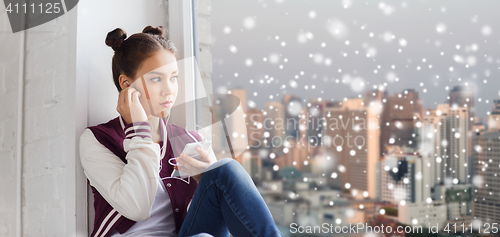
[175,147,217,180]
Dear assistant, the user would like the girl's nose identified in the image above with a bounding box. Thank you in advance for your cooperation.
[161,88,172,96]
[161,84,173,95]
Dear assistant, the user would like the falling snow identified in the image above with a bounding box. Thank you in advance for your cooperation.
[212,0,500,229]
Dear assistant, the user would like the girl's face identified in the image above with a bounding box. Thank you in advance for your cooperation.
[128,49,179,118]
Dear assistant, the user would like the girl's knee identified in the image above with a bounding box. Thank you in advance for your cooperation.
[205,158,251,184]
[217,159,253,183]
[207,158,234,171]
[218,158,244,173]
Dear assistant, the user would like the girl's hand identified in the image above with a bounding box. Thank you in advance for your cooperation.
[175,147,217,181]
[117,86,148,125]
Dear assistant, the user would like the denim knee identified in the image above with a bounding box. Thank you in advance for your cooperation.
[207,157,234,171]
[216,159,254,185]
[202,158,253,189]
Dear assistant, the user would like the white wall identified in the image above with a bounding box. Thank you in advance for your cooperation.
[0,3,79,237]
[0,4,25,237]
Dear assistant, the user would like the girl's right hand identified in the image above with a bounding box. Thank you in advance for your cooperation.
[117,86,148,125]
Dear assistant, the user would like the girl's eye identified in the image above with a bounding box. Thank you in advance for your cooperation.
[150,77,161,83]
[171,76,178,82]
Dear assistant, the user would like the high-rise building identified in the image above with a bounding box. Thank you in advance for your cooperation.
[472,117,486,133]
[448,85,474,120]
[380,146,431,205]
[420,104,470,185]
[487,99,500,130]
[365,89,386,156]
[364,89,387,106]
[443,104,470,184]
[472,127,500,223]
[380,147,448,228]
[275,106,312,173]
[264,101,286,149]
[283,95,304,139]
[448,85,475,157]
[276,138,310,173]
[419,104,472,222]
[418,106,443,188]
[306,98,328,146]
[380,89,423,156]
[323,98,380,199]
[246,107,265,148]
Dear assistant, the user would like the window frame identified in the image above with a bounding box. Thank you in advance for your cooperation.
[168,0,199,131]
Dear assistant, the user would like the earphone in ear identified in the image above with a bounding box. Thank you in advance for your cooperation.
[125,81,130,85]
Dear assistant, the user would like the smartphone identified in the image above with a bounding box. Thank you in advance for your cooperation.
[181,140,212,160]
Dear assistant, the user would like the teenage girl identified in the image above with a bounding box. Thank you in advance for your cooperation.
[79,25,283,237]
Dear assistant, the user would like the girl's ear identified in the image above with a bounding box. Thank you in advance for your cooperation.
[119,75,131,89]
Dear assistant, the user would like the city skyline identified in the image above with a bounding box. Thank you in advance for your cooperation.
[209,1,500,234]
[210,84,493,232]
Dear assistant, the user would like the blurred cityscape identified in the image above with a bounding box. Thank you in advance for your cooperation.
[209,85,500,236]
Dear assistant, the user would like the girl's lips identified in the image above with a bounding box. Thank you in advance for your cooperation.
[160,101,173,108]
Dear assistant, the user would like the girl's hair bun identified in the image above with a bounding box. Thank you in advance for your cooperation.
[142,26,166,38]
[105,28,127,52]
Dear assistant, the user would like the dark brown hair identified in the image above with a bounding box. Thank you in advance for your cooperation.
[105,26,178,92]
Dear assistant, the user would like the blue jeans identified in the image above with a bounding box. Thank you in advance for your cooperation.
[180,158,283,237]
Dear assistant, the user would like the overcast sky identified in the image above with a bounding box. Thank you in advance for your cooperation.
[211,0,500,122]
